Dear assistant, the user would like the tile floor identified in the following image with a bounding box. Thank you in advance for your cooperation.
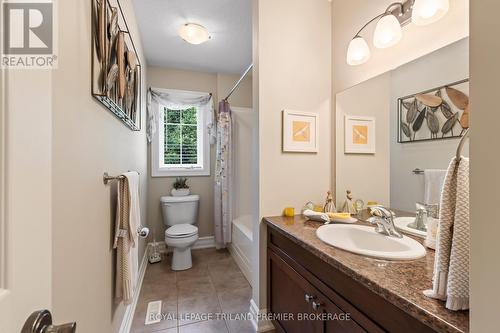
[131,248,257,333]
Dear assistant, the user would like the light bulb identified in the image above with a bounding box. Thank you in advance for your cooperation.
[412,0,449,26]
[373,14,402,49]
[178,23,210,45]
[346,36,370,66]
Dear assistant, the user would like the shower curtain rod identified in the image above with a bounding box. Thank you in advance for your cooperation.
[224,64,253,101]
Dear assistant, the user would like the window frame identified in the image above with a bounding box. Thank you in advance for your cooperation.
[151,89,211,177]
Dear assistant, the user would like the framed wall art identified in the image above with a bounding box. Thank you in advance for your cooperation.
[282,110,319,153]
[92,0,142,130]
[398,79,469,143]
[344,115,376,154]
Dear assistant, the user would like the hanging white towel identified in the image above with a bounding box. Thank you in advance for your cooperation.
[423,157,469,310]
[113,172,140,304]
[424,169,447,205]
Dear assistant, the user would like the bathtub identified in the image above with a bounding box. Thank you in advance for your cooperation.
[229,215,253,285]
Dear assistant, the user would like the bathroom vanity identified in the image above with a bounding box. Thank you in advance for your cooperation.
[265,213,469,333]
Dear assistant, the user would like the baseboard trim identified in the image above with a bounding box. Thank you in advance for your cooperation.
[153,236,216,253]
[193,236,216,250]
[119,244,149,333]
[228,243,252,286]
[249,299,275,333]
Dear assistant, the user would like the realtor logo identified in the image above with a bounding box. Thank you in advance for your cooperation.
[1,0,57,68]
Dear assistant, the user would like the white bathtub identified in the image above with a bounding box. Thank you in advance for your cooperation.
[229,215,253,285]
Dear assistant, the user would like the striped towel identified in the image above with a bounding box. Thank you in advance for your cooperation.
[424,157,469,310]
[113,172,140,304]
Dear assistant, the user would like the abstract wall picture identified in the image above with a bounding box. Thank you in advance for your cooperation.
[398,79,469,143]
[292,121,311,142]
[345,115,375,154]
[353,125,368,144]
[92,0,142,131]
[283,110,319,152]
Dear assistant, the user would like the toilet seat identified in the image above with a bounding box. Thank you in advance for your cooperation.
[165,224,198,238]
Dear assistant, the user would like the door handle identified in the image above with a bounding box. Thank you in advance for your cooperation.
[21,310,76,333]
[305,294,315,303]
[312,301,322,311]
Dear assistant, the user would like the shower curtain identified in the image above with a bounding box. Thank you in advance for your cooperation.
[214,100,233,248]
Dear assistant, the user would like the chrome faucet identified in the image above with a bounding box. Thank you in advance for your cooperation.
[367,206,403,238]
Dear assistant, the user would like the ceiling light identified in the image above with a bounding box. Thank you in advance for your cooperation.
[373,14,402,49]
[346,36,371,66]
[178,23,210,45]
[412,0,449,26]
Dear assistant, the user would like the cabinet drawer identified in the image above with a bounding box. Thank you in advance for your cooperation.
[269,249,366,333]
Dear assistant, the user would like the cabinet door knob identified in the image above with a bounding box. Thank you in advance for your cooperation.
[312,301,322,310]
[305,294,315,303]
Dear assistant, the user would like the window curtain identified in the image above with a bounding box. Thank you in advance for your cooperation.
[146,88,215,143]
[214,100,233,248]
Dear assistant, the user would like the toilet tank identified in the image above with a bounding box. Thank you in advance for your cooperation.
[160,195,199,226]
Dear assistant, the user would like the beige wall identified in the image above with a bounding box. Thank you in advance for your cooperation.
[253,0,332,308]
[3,68,53,332]
[333,0,469,93]
[147,67,252,241]
[470,0,500,331]
[51,0,148,332]
[335,73,391,207]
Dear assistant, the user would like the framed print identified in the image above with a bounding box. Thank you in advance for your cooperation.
[344,115,376,154]
[282,110,319,153]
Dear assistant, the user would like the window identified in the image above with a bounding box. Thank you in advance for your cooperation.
[152,93,211,177]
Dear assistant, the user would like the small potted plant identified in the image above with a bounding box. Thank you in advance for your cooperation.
[171,177,190,196]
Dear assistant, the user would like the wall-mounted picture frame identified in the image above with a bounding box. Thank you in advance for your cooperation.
[344,115,376,154]
[398,79,469,143]
[282,110,319,153]
[92,0,142,131]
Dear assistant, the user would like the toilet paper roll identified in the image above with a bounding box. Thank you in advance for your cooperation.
[137,227,149,239]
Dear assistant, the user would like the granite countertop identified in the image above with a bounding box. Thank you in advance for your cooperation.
[263,211,469,333]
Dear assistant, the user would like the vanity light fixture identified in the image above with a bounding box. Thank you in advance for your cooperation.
[346,0,449,66]
[373,13,403,49]
[178,23,211,45]
[412,0,449,26]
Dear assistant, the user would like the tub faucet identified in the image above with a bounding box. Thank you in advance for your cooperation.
[367,206,403,238]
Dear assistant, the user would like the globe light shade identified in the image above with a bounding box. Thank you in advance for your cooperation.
[178,23,210,45]
[346,36,371,66]
[373,14,402,49]
[412,0,449,26]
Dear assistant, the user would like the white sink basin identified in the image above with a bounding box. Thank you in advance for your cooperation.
[316,224,426,261]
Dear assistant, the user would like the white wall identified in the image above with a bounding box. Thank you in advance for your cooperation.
[253,0,332,310]
[146,67,252,241]
[390,38,469,211]
[470,1,500,331]
[333,0,469,93]
[336,73,391,207]
[51,0,148,331]
[232,107,255,218]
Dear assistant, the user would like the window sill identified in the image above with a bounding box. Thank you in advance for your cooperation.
[152,168,210,177]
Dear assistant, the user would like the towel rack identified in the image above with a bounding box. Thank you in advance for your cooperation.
[456,128,470,160]
[103,171,139,185]
[413,168,424,175]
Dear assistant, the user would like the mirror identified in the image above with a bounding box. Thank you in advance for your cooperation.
[335,38,469,213]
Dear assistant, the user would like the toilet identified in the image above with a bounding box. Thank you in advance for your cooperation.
[160,195,200,271]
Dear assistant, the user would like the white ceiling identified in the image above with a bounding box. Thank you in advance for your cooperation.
[132,0,252,74]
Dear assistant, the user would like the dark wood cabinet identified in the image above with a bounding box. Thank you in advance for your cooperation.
[267,227,436,333]
[269,250,365,333]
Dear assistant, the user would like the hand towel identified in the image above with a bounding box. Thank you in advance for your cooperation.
[424,169,447,205]
[113,172,141,304]
[423,157,469,310]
